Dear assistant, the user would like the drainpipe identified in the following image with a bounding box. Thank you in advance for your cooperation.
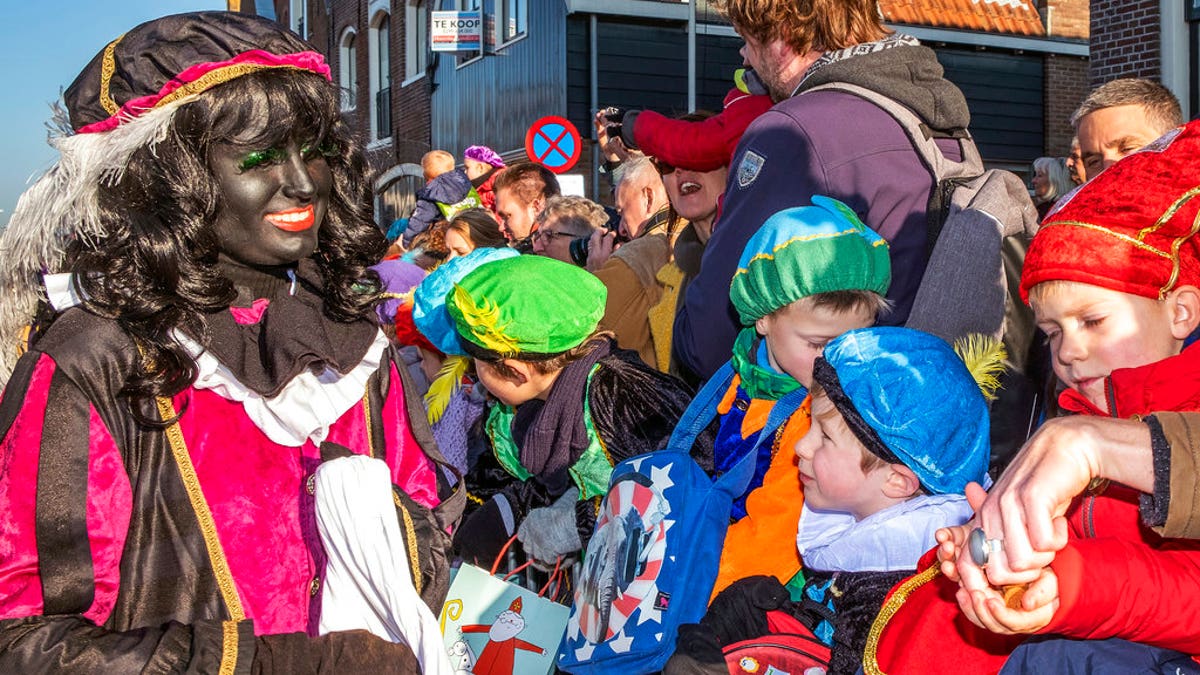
[687,0,696,111]
[590,13,600,200]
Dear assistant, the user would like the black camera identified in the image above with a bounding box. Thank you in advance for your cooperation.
[569,236,590,267]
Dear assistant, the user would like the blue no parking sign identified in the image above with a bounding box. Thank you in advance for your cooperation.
[524,116,582,174]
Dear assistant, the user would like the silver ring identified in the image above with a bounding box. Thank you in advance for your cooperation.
[968,527,1003,568]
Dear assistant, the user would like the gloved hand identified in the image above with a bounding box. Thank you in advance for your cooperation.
[517,486,581,567]
[452,494,516,567]
[252,629,419,674]
[701,575,791,645]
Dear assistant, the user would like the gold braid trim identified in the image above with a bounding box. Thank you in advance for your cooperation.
[862,565,940,675]
[99,35,124,115]
[1039,220,1173,259]
[362,391,374,454]
[220,621,240,675]
[155,396,245,674]
[393,491,424,596]
[154,63,314,111]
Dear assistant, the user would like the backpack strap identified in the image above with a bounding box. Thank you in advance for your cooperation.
[804,82,984,182]
[803,82,985,255]
[666,360,736,450]
[716,385,809,498]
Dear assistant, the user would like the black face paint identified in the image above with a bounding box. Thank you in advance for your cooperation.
[209,136,333,267]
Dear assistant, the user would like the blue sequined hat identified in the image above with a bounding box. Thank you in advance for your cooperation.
[812,326,990,495]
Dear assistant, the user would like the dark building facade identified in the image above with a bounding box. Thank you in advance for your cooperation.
[272,0,1090,222]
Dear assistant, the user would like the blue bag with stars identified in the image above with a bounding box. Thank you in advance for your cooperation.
[558,362,808,674]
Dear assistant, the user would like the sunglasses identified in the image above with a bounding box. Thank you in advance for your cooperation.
[650,156,676,176]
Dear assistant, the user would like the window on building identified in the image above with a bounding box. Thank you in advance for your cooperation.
[405,3,428,81]
[498,0,527,43]
[369,11,392,140]
[339,29,358,110]
[290,0,307,38]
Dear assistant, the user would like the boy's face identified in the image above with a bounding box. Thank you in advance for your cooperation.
[794,392,893,519]
[755,300,874,388]
[1032,280,1184,413]
[474,359,537,407]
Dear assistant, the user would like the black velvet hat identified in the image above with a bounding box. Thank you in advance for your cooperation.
[65,11,330,133]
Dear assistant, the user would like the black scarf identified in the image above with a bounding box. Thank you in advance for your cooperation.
[511,338,612,483]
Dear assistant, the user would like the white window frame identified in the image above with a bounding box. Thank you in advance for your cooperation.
[403,2,429,84]
[290,0,308,38]
[339,28,358,111]
[368,9,392,141]
[496,0,528,47]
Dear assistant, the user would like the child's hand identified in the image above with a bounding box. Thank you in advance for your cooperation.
[956,567,1059,635]
[936,522,973,581]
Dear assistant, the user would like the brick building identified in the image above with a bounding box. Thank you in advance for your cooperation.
[1086,0,1197,119]
[270,0,436,226]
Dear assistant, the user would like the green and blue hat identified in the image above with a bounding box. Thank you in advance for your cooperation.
[447,255,607,359]
[730,196,891,325]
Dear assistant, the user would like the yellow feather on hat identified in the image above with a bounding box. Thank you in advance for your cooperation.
[424,355,470,425]
[452,283,520,354]
[953,334,1008,402]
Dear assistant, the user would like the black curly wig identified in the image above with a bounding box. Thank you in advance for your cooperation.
[68,69,384,411]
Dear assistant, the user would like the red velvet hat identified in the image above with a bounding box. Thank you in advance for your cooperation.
[1020,120,1200,303]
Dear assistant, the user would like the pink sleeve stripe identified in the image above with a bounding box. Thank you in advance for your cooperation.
[82,404,132,625]
[0,357,55,619]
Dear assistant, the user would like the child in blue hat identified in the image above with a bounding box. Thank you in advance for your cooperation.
[786,326,993,672]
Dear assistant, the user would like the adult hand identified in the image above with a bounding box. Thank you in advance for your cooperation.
[956,567,1059,635]
[585,229,618,273]
[967,416,1155,588]
[595,109,629,163]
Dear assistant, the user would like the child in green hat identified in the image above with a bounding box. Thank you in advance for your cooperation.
[710,195,892,596]
[447,255,709,567]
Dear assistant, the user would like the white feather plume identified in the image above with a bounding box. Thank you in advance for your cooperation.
[0,100,187,385]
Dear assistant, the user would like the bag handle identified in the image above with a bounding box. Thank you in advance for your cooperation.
[490,534,565,598]
[666,360,736,450]
[716,385,810,497]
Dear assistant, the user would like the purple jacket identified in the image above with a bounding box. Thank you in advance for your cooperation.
[673,42,969,380]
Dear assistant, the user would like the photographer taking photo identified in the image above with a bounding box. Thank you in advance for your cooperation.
[530,195,610,266]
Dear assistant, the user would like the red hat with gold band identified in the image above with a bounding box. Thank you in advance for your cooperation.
[1020,120,1200,303]
[65,11,330,134]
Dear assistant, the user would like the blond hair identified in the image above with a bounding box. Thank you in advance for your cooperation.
[422,150,456,179]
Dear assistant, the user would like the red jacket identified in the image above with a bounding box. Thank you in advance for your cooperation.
[632,88,772,172]
[869,344,1200,674]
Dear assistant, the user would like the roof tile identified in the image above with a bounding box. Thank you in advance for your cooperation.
[880,0,1047,36]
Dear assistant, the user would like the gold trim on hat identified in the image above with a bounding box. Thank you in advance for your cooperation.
[153,63,312,110]
[1041,188,1200,299]
[98,35,125,116]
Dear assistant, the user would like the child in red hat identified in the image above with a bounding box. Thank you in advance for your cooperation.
[868,120,1200,674]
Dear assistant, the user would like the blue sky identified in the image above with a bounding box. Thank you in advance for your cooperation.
[0,1,226,226]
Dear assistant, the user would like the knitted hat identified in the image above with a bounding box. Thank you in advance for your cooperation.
[730,196,891,324]
[812,327,990,495]
[0,12,331,383]
[413,247,519,356]
[1020,120,1200,303]
[447,255,606,359]
[464,145,506,168]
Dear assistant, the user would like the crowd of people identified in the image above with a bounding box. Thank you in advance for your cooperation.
[1,2,1199,674]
